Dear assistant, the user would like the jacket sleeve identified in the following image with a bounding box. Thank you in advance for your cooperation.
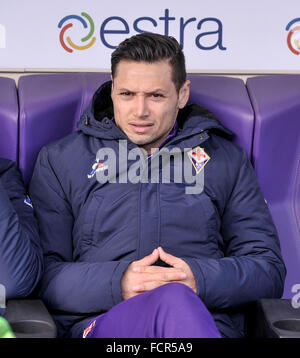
[0,160,43,299]
[29,147,130,315]
[183,150,286,309]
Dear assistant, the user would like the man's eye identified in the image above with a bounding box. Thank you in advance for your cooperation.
[152,93,163,98]
[120,92,132,96]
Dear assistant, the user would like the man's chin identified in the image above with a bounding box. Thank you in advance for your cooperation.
[125,132,166,152]
[127,134,153,147]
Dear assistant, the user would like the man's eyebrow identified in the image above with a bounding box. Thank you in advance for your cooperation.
[115,87,168,94]
[145,89,167,94]
[116,87,134,92]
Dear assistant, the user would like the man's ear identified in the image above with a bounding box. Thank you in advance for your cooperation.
[178,80,190,109]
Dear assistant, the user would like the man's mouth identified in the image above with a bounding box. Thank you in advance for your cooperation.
[129,122,154,134]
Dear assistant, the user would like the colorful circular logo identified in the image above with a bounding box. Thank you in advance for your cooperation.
[286,18,300,55]
[58,12,96,53]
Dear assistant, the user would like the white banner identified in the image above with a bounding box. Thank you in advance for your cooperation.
[0,0,300,72]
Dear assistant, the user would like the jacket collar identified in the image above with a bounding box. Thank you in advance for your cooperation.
[77,80,234,142]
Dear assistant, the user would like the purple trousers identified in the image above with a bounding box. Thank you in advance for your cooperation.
[83,283,221,338]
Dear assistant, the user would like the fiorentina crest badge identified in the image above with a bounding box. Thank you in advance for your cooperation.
[187,146,210,175]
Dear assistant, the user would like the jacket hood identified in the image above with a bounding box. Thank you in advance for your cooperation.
[77,80,234,141]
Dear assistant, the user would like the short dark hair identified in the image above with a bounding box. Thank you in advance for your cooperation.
[111,33,186,92]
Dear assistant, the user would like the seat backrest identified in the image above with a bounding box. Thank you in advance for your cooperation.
[187,75,254,158]
[0,77,19,162]
[18,73,254,185]
[247,75,300,298]
[18,73,110,185]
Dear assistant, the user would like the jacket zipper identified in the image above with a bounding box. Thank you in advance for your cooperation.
[136,130,210,258]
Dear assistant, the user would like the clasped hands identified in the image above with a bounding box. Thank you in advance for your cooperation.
[121,246,196,300]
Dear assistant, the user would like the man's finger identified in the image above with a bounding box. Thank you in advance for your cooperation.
[134,248,159,267]
[132,266,187,281]
[157,246,181,268]
[158,247,197,293]
[133,265,180,274]
[132,280,186,293]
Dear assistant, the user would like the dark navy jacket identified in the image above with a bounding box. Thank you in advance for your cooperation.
[29,81,286,338]
[0,159,43,314]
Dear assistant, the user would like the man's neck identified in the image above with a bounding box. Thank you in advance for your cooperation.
[145,121,178,158]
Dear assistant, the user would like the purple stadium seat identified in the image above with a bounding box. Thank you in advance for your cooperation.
[0,76,57,337]
[18,73,110,185]
[187,75,254,158]
[0,77,18,162]
[247,75,300,299]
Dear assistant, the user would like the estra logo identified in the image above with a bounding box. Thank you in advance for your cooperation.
[58,12,96,53]
[0,24,6,49]
[286,18,300,55]
[58,9,226,53]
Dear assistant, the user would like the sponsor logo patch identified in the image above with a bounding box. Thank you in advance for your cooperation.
[87,159,108,179]
[83,320,96,338]
[24,195,33,208]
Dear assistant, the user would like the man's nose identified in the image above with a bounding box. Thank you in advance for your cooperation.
[134,96,150,118]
